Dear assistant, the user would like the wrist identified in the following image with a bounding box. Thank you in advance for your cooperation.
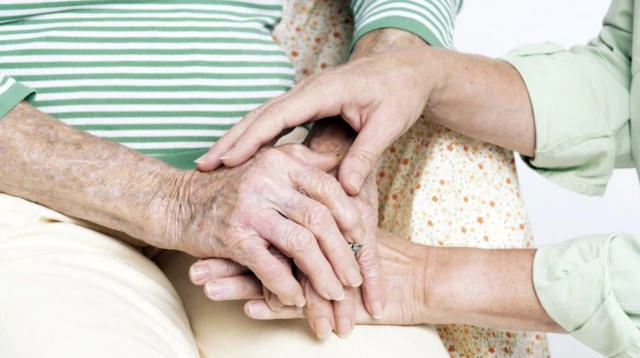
[351,28,427,61]
[136,167,197,250]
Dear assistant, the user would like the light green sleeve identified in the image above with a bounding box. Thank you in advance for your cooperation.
[501,0,633,196]
[534,233,640,357]
[350,0,463,50]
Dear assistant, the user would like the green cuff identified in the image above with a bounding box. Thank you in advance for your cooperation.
[0,80,36,119]
[352,16,447,51]
[534,234,640,357]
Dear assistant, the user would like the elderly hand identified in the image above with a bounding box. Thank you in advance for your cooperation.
[190,229,432,330]
[195,45,437,195]
[154,144,367,307]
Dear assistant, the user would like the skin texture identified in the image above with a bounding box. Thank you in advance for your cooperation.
[198,46,535,194]
[0,101,367,307]
[193,230,564,333]
[193,28,428,339]
[191,34,560,334]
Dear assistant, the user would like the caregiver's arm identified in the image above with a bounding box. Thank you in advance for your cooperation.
[208,2,632,196]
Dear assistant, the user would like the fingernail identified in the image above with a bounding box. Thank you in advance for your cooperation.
[346,267,363,287]
[347,173,363,192]
[294,293,306,308]
[330,286,345,301]
[269,296,284,312]
[371,301,384,320]
[190,265,209,282]
[246,301,266,318]
[336,318,353,338]
[194,154,206,164]
[314,318,332,340]
[205,282,222,299]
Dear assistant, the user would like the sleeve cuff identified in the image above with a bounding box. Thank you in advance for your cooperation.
[0,76,36,119]
[502,43,630,196]
[351,0,461,50]
[534,234,640,357]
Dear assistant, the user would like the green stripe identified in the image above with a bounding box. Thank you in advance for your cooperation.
[37,85,290,93]
[34,97,270,106]
[0,26,271,36]
[0,1,280,11]
[53,111,252,119]
[0,36,275,44]
[6,61,292,69]
[14,73,294,81]
[109,136,219,143]
[74,123,235,131]
[0,49,285,56]
[1,17,273,26]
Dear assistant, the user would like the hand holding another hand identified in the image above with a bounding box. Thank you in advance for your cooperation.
[152,144,366,307]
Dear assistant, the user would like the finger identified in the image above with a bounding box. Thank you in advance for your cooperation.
[299,273,336,340]
[195,91,296,171]
[332,287,356,338]
[277,192,363,288]
[254,212,345,301]
[338,112,405,195]
[357,229,385,320]
[230,238,306,307]
[276,144,339,173]
[287,158,366,245]
[264,286,285,312]
[353,175,386,319]
[264,245,291,312]
[245,300,304,320]
[189,258,249,285]
[221,88,343,168]
[203,275,264,301]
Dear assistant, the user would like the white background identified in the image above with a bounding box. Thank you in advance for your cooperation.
[454,1,640,357]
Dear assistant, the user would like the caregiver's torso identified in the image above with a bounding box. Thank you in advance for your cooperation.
[0,0,294,169]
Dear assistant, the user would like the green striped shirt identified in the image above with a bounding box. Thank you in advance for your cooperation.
[0,0,461,169]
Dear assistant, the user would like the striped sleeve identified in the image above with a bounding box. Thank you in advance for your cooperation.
[0,74,35,119]
[351,0,462,49]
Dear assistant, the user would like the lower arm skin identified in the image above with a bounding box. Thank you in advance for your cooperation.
[424,48,536,157]
[423,245,563,333]
[0,102,183,245]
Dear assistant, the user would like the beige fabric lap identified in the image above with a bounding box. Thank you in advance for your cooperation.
[0,194,198,358]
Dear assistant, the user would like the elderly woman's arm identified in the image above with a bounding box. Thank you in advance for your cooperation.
[0,101,367,306]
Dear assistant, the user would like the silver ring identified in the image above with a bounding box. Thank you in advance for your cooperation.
[350,243,361,255]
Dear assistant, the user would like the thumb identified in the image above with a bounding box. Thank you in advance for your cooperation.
[276,144,339,172]
[338,119,400,195]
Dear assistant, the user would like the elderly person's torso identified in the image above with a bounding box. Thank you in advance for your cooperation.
[0,0,294,169]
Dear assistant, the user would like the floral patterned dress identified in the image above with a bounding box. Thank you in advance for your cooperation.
[274,0,551,356]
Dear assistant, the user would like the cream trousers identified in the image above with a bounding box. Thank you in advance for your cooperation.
[0,193,448,358]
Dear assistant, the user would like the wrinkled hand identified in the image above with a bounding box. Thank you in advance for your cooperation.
[195,47,436,195]
[189,170,382,339]
[159,144,367,307]
[191,229,430,329]
[290,173,382,339]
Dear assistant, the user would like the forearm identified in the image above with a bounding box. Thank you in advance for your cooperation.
[0,102,181,243]
[425,48,536,157]
[425,245,563,332]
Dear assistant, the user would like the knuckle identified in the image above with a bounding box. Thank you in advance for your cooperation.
[285,229,314,254]
[304,204,332,228]
[259,147,283,163]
